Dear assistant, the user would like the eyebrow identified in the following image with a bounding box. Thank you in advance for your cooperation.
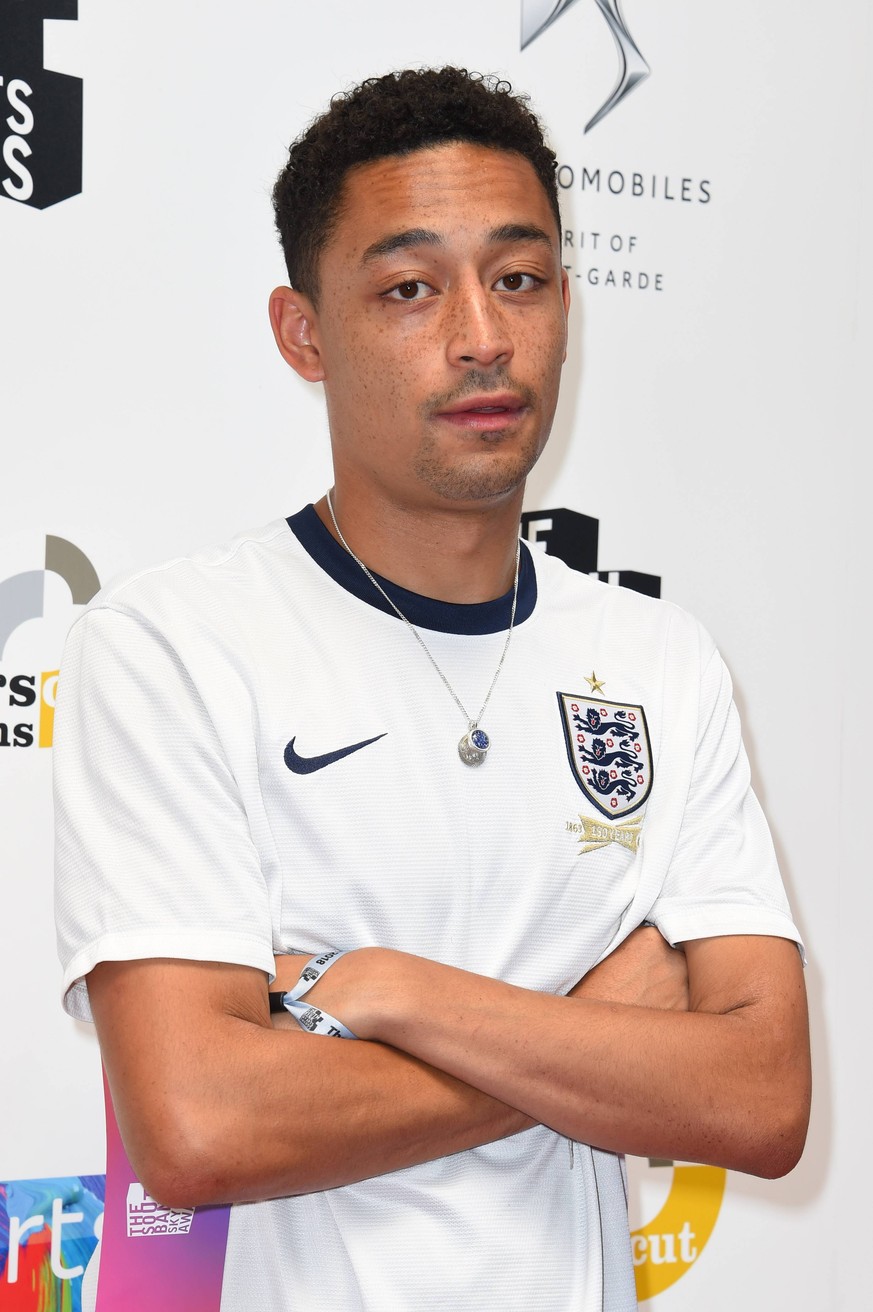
[361,228,442,263]
[360,222,555,265]
[486,222,555,249]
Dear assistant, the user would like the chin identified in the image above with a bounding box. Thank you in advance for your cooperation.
[414,442,544,504]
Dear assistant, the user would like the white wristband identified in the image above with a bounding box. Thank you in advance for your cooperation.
[277,949,357,1039]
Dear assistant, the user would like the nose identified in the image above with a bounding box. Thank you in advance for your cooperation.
[445,279,514,370]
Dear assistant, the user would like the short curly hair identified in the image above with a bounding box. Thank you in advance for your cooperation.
[272,67,560,304]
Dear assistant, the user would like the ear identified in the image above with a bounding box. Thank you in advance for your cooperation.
[268,286,325,382]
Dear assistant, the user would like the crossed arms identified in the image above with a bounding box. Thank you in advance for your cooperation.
[87,927,810,1210]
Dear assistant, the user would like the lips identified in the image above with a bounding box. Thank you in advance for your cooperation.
[438,392,525,416]
[435,392,528,431]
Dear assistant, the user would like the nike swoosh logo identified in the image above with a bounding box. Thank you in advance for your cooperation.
[284,733,386,775]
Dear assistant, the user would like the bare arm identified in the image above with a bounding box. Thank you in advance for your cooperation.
[292,934,810,1179]
[87,927,686,1209]
[88,958,532,1209]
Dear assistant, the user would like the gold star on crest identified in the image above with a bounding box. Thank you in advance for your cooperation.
[584,671,605,694]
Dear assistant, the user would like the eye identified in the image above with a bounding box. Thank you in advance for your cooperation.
[496,272,540,292]
[384,280,435,301]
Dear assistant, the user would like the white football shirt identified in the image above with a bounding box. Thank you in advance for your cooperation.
[55,507,802,1311]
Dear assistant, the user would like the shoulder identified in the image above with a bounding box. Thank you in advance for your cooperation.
[66,518,307,649]
[529,545,713,663]
[97,518,293,611]
[57,517,313,694]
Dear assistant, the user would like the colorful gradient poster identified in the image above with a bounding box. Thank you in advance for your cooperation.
[1,1175,104,1311]
[94,1073,230,1311]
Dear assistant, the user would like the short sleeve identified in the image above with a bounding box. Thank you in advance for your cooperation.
[54,606,276,1021]
[648,634,804,958]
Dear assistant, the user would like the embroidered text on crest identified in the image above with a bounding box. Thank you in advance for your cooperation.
[566,815,642,855]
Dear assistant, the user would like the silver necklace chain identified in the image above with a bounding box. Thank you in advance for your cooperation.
[325,490,520,766]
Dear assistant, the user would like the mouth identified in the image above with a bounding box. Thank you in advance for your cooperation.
[434,392,529,432]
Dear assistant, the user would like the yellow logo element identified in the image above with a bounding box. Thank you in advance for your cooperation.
[630,1160,727,1301]
[566,814,642,854]
[39,670,58,748]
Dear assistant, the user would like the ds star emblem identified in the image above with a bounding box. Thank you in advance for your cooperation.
[557,692,653,818]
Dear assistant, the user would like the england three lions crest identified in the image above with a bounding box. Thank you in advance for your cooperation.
[557,693,653,818]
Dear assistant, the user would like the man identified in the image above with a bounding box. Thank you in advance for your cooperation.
[55,67,809,1311]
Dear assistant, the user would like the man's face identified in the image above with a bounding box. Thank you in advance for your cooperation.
[303,142,570,512]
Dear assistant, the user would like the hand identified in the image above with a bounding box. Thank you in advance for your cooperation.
[272,953,311,993]
[572,925,689,1012]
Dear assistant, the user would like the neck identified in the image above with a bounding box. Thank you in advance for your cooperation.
[315,488,524,604]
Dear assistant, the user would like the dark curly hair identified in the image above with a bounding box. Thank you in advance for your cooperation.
[272,67,560,304]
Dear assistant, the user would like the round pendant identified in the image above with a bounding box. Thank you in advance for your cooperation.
[458,726,490,767]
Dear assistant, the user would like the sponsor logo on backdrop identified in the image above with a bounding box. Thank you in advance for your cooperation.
[627,1157,727,1300]
[126,1183,194,1238]
[0,0,83,208]
[520,2,714,294]
[521,506,661,597]
[522,0,650,133]
[0,535,99,748]
[1,1161,726,1306]
[1,1176,104,1305]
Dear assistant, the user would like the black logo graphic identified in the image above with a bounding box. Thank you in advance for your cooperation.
[521,507,660,598]
[521,0,650,133]
[0,0,82,208]
[284,733,387,775]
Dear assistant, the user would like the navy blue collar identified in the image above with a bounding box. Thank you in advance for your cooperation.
[286,504,537,636]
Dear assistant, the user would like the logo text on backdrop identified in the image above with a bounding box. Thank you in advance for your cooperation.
[0,0,82,207]
[521,4,715,294]
[0,536,99,748]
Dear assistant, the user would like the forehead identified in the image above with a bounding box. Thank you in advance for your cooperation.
[326,142,558,265]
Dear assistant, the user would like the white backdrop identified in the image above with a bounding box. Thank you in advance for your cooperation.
[2,1,869,1306]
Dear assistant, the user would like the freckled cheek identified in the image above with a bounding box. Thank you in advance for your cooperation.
[535,321,568,373]
[333,339,423,425]
[366,336,424,401]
